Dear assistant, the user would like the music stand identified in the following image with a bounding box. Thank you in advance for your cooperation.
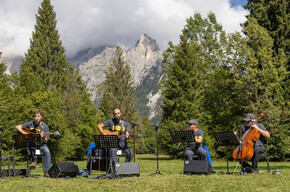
[94,135,119,179]
[15,134,41,177]
[171,130,195,144]
[214,132,239,174]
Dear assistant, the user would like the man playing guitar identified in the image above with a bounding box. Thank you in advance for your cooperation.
[16,110,51,177]
[97,108,133,173]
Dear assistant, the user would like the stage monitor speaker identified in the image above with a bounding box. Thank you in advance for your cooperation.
[183,160,211,175]
[115,162,140,177]
[48,162,79,178]
[1,169,26,177]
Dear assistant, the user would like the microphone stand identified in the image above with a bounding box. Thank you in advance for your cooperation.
[121,119,139,162]
[148,125,162,175]
[0,121,31,177]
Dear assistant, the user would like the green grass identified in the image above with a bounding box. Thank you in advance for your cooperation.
[1,154,289,192]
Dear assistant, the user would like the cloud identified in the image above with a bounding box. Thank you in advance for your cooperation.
[0,0,248,57]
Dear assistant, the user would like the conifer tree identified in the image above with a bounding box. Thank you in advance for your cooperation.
[245,0,289,56]
[245,2,289,147]
[99,47,142,152]
[160,34,205,156]
[161,13,246,157]
[99,47,138,122]
[237,17,288,160]
[18,0,69,93]
[12,0,98,160]
[0,52,15,152]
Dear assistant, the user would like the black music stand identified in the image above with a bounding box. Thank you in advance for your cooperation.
[214,132,239,174]
[171,130,195,145]
[15,134,41,177]
[94,135,119,179]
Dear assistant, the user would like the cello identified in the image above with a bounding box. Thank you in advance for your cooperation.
[232,113,264,161]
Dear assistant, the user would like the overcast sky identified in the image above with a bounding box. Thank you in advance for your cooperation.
[0,0,248,58]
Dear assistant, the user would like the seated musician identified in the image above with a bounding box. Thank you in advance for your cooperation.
[234,113,270,173]
[184,119,207,161]
[16,110,51,177]
[97,108,133,170]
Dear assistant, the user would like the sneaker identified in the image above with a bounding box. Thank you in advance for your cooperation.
[30,160,37,168]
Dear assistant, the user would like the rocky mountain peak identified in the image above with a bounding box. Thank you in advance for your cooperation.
[72,34,163,122]
[135,34,160,52]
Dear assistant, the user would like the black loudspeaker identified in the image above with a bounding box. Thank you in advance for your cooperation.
[48,162,79,178]
[115,162,140,177]
[1,169,26,176]
[184,160,211,175]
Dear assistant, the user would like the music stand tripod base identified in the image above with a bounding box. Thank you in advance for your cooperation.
[214,132,239,174]
[94,135,119,179]
[170,130,196,175]
[15,134,42,177]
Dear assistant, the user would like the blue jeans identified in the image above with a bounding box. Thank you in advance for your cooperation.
[30,143,51,172]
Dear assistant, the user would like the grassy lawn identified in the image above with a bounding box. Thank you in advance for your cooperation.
[0,154,289,192]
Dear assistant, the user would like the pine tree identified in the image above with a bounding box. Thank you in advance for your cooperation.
[245,2,289,148]
[0,52,12,117]
[18,0,69,93]
[238,17,288,160]
[0,52,15,152]
[12,0,98,160]
[99,47,138,122]
[162,13,246,158]
[160,34,205,156]
[245,0,289,56]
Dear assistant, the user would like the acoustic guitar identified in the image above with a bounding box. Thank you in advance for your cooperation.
[21,127,61,136]
[102,129,140,139]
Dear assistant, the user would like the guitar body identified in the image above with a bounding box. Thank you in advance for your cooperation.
[103,129,119,136]
[102,129,140,139]
[20,127,60,136]
[21,128,41,134]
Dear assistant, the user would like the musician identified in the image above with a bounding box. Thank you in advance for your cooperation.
[16,110,51,177]
[97,108,133,170]
[234,113,270,173]
[184,119,207,161]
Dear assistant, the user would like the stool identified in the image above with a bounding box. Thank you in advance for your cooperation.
[88,153,103,173]
[35,149,45,172]
[87,149,110,173]
[117,150,127,162]
[1,155,15,176]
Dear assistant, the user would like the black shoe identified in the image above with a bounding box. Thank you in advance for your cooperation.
[250,168,258,174]
[245,167,252,173]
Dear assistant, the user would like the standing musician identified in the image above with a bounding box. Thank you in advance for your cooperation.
[234,113,270,173]
[97,108,133,171]
[184,119,207,161]
[16,110,51,177]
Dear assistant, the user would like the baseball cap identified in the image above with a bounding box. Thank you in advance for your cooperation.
[242,113,256,121]
[187,119,198,126]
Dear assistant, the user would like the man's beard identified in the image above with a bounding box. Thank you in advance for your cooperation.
[115,116,121,120]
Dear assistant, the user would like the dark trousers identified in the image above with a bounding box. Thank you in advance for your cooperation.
[184,147,207,160]
[242,145,265,170]
[111,145,133,166]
